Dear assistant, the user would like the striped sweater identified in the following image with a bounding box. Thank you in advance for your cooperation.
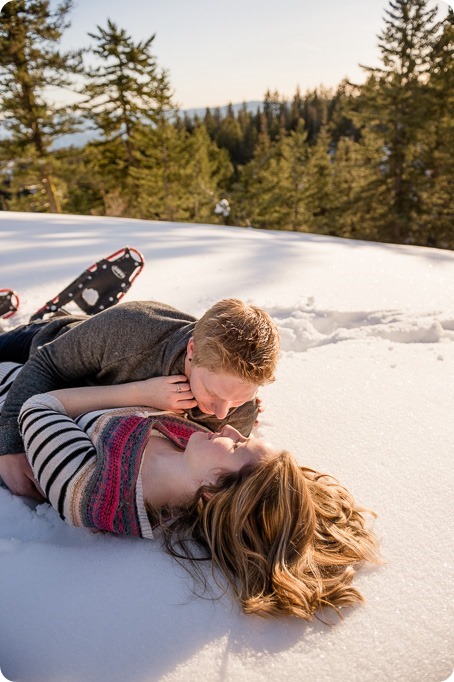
[0,362,22,413]
[1,362,209,538]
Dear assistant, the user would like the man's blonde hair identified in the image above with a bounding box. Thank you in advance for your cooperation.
[192,299,280,385]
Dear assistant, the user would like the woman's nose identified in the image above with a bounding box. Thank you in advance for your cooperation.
[220,425,246,440]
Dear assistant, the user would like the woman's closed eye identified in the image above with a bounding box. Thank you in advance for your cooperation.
[233,438,249,450]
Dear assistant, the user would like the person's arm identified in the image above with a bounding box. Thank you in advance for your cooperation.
[49,375,197,418]
[0,362,23,413]
[0,362,44,499]
[1,373,197,497]
[18,393,97,513]
[0,310,136,495]
[0,305,151,455]
[0,301,194,456]
[0,321,105,455]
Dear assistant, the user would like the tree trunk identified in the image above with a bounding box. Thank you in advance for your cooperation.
[40,167,61,214]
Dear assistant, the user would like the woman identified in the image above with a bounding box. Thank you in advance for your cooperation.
[1,361,380,621]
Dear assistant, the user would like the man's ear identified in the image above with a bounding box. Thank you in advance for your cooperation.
[186,337,195,361]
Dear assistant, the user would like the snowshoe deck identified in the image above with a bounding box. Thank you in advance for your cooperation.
[30,247,145,321]
[0,289,20,319]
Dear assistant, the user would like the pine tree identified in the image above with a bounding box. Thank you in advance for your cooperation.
[0,0,82,212]
[288,88,305,131]
[329,80,361,144]
[128,118,191,222]
[233,114,281,228]
[420,8,453,247]
[302,88,331,144]
[356,0,441,244]
[81,20,174,212]
[274,121,309,230]
[57,145,105,215]
[303,127,334,234]
[186,123,233,223]
[331,132,386,240]
[203,108,218,140]
[263,90,288,141]
[236,103,257,165]
[216,106,244,166]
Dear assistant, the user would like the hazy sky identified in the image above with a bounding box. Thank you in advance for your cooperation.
[1,0,451,109]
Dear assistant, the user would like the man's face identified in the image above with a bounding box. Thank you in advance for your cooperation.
[189,365,258,420]
[185,338,258,420]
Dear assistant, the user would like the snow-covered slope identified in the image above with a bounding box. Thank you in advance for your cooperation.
[0,212,453,682]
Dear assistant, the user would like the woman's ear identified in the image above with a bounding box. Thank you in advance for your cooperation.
[201,482,216,500]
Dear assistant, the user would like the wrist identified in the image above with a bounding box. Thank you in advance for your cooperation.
[127,381,148,406]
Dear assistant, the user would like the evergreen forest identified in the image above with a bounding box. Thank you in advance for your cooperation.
[0,0,452,248]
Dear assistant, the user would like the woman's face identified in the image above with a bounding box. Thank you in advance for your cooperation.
[184,424,278,487]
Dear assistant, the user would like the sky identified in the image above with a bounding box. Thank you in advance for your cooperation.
[1,0,451,110]
[0,212,453,682]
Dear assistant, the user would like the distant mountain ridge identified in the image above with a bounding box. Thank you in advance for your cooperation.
[182,100,264,119]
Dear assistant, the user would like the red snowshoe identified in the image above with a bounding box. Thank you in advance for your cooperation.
[30,246,145,321]
[0,289,20,319]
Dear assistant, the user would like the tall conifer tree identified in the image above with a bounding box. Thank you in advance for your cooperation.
[81,20,174,212]
[128,117,190,222]
[186,123,233,222]
[234,113,280,228]
[421,8,453,247]
[303,127,334,234]
[331,132,385,240]
[275,121,309,230]
[356,0,441,243]
[0,0,82,212]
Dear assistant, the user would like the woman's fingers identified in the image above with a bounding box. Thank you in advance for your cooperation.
[0,454,46,501]
[171,375,193,396]
[178,397,198,408]
[175,383,191,394]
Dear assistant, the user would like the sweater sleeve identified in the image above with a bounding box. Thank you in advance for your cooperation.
[0,362,23,415]
[19,393,97,524]
[0,310,121,455]
[0,301,192,455]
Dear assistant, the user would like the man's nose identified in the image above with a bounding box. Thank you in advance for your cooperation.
[213,401,230,420]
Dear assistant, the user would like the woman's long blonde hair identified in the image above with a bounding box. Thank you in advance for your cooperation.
[160,452,381,620]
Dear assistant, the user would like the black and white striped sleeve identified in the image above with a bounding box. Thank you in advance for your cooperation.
[0,362,23,414]
[19,393,97,516]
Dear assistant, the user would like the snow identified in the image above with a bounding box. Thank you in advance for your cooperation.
[0,211,453,682]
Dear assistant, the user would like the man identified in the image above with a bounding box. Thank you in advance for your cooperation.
[0,298,280,499]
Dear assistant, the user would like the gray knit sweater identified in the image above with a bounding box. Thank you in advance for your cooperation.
[0,301,258,455]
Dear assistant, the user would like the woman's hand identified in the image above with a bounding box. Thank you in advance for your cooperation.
[49,375,198,417]
[0,453,46,501]
[136,375,197,413]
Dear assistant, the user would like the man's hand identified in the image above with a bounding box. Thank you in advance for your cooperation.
[139,375,198,413]
[0,453,45,500]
